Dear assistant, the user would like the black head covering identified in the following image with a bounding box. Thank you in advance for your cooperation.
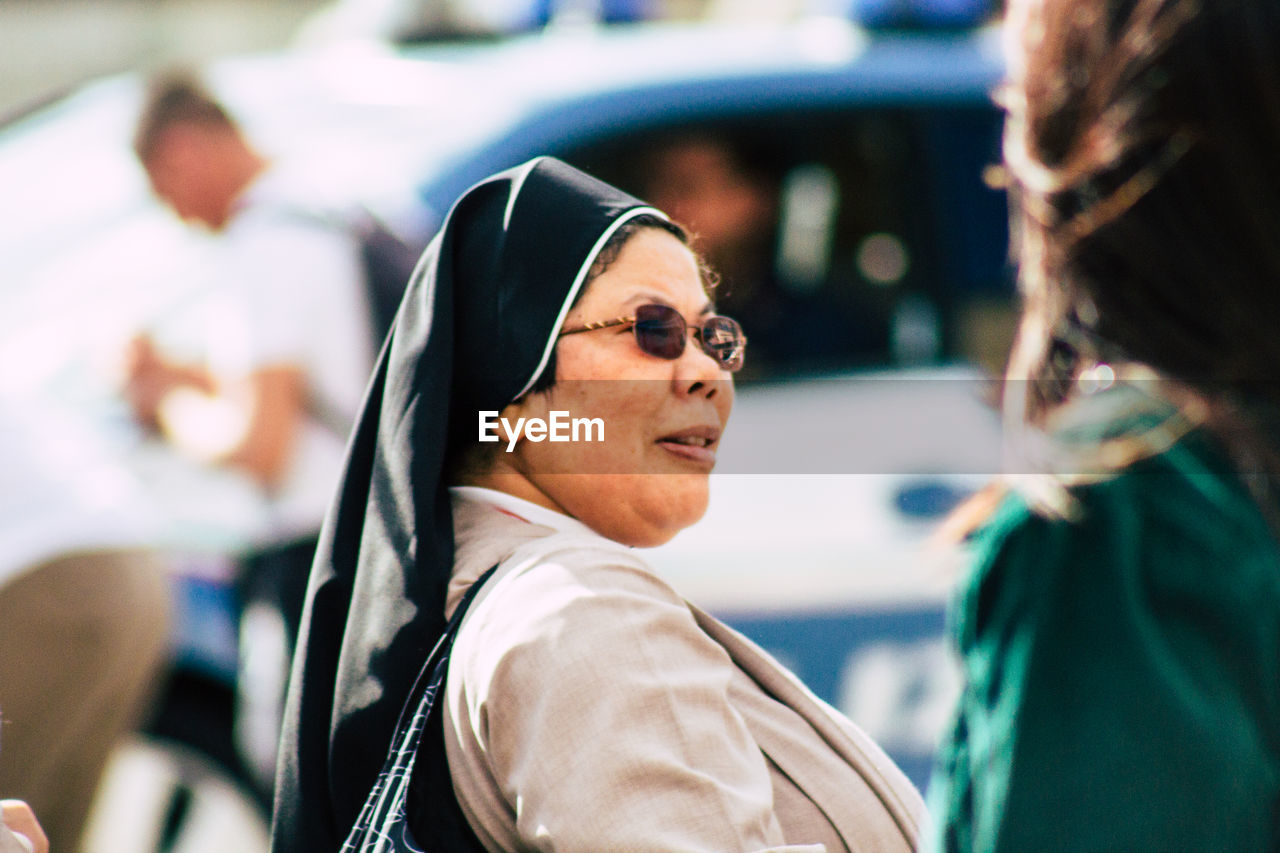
[270,157,662,852]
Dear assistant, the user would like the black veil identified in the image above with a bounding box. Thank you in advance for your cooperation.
[270,157,661,851]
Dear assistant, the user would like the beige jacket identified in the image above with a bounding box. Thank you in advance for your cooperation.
[443,488,926,852]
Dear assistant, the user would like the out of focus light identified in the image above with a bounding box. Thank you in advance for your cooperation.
[777,164,840,293]
[1079,363,1116,395]
[792,15,866,64]
[159,389,252,462]
[857,232,909,285]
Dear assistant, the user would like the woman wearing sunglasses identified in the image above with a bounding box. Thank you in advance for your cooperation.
[272,157,924,852]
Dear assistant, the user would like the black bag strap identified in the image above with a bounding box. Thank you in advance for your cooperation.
[341,564,500,852]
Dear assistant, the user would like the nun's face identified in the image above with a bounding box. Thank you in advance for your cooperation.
[493,227,734,547]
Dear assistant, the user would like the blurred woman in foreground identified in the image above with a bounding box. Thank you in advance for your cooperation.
[931,0,1280,850]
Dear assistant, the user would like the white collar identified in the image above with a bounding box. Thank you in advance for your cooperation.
[449,485,598,538]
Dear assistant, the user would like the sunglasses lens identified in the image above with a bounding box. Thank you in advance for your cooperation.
[633,304,687,360]
[700,315,746,372]
[630,305,746,372]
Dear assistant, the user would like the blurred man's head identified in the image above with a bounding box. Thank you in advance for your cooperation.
[133,73,266,230]
[640,134,776,268]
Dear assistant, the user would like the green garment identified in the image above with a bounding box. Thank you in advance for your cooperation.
[929,425,1280,852]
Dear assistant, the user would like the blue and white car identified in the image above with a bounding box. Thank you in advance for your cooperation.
[0,11,1009,847]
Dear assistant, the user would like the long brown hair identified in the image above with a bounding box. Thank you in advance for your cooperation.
[990,0,1280,523]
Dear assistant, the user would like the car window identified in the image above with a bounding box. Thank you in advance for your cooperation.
[561,103,1011,379]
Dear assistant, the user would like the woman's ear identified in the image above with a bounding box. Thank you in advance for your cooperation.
[483,389,546,452]
[501,388,550,428]
[458,390,551,486]
[452,399,526,484]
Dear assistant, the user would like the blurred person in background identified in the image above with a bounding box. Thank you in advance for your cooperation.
[930,0,1280,850]
[1,800,47,853]
[639,134,787,374]
[125,71,377,797]
[641,134,779,313]
[0,409,169,853]
[639,132,880,374]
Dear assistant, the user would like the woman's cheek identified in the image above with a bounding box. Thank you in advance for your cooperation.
[644,473,710,529]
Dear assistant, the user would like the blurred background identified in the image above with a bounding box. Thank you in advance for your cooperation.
[1,0,828,120]
[2,1,1010,850]
[2,0,312,120]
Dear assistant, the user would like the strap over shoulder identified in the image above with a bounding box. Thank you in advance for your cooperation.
[341,563,499,853]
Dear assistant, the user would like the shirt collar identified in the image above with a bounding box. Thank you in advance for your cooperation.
[449,485,598,538]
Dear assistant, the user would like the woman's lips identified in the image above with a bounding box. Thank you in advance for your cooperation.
[655,426,720,467]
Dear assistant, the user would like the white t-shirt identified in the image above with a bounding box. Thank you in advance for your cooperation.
[0,405,154,586]
[153,168,376,545]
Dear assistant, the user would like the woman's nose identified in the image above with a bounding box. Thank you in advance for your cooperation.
[674,337,728,398]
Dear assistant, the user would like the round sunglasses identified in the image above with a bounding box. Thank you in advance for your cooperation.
[558,303,747,372]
